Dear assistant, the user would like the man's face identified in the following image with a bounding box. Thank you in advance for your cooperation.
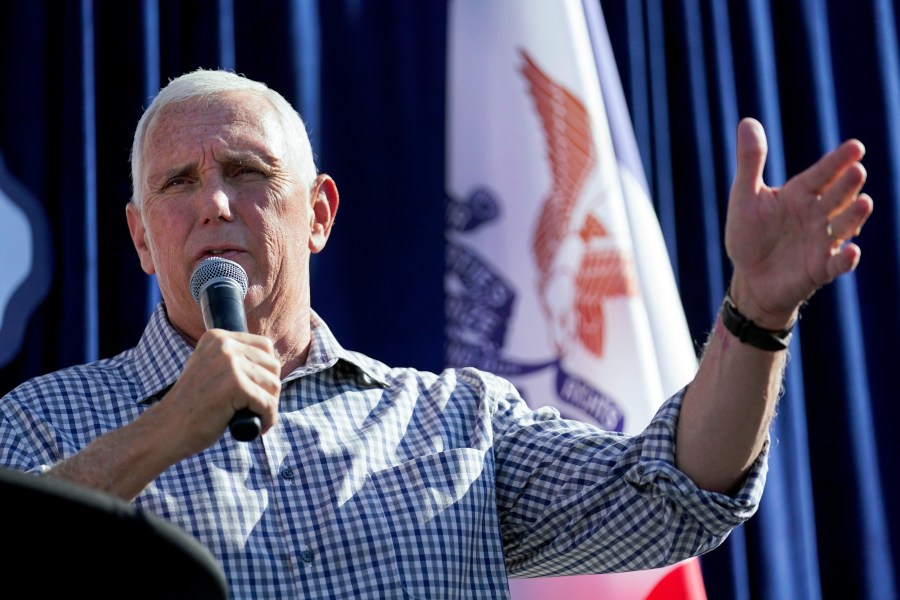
[126,91,322,342]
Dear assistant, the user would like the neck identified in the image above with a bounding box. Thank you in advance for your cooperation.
[248,304,313,378]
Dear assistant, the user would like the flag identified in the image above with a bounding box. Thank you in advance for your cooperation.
[444,1,706,597]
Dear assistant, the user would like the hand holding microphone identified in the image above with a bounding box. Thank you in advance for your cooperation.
[189,257,263,442]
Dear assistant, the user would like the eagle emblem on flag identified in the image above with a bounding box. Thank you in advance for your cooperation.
[445,51,633,432]
[521,50,639,358]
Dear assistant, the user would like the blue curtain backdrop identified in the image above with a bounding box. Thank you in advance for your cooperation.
[0,2,896,599]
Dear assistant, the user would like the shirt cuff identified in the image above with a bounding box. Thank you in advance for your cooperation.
[623,386,769,543]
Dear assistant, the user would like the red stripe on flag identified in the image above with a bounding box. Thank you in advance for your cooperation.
[647,561,708,600]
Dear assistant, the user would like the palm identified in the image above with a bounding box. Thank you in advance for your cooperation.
[724,118,872,317]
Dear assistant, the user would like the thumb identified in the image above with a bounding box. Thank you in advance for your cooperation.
[732,117,768,196]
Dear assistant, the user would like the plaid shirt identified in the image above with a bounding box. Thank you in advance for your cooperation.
[1,304,766,598]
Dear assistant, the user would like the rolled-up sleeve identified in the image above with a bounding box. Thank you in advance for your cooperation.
[492,384,767,577]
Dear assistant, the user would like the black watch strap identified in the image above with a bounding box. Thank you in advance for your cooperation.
[720,294,795,351]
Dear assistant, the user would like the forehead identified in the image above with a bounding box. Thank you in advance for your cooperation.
[144,91,286,164]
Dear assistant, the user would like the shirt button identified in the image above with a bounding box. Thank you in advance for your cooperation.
[280,467,295,480]
[301,549,314,563]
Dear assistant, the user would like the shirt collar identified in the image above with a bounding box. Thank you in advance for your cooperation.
[130,304,389,405]
[128,303,194,404]
[287,309,391,388]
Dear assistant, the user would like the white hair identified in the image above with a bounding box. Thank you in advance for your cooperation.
[129,68,317,207]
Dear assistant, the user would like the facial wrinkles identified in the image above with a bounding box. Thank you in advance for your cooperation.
[137,93,313,348]
[142,101,290,235]
[142,103,251,298]
[248,184,308,305]
[144,97,288,196]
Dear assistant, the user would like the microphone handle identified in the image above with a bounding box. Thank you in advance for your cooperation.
[229,409,262,442]
[202,281,262,442]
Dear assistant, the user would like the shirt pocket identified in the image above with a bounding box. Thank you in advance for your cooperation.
[367,447,509,599]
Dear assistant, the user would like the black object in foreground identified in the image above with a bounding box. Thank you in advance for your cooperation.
[2,466,228,598]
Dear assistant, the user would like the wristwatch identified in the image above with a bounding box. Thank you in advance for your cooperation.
[720,293,795,351]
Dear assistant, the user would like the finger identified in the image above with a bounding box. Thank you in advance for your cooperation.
[820,162,867,217]
[238,365,281,431]
[242,342,281,374]
[795,138,865,194]
[201,330,279,373]
[243,356,282,394]
[228,331,277,353]
[827,242,863,280]
[827,193,874,242]
[732,118,768,195]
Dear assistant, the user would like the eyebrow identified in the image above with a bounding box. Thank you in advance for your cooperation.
[148,150,279,185]
[148,162,198,187]
[219,150,276,167]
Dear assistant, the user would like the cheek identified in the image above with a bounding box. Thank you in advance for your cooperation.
[145,202,192,238]
[142,205,193,263]
[260,218,308,266]
[259,197,310,248]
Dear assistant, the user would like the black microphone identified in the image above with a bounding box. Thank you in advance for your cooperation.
[189,257,262,442]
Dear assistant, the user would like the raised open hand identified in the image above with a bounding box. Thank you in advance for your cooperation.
[724,118,873,325]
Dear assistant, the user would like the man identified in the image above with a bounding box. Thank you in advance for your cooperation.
[0,69,872,597]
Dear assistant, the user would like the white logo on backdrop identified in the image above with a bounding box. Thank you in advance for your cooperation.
[0,151,52,366]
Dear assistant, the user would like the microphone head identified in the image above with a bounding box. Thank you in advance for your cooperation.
[189,257,249,305]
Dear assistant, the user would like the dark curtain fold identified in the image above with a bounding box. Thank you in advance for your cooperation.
[0,1,896,598]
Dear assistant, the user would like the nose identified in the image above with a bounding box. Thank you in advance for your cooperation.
[199,182,234,224]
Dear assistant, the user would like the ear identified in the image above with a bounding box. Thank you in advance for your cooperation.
[125,202,157,275]
[308,174,340,253]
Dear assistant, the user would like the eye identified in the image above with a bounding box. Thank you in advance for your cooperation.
[230,163,270,180]
[162,176,191,190]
